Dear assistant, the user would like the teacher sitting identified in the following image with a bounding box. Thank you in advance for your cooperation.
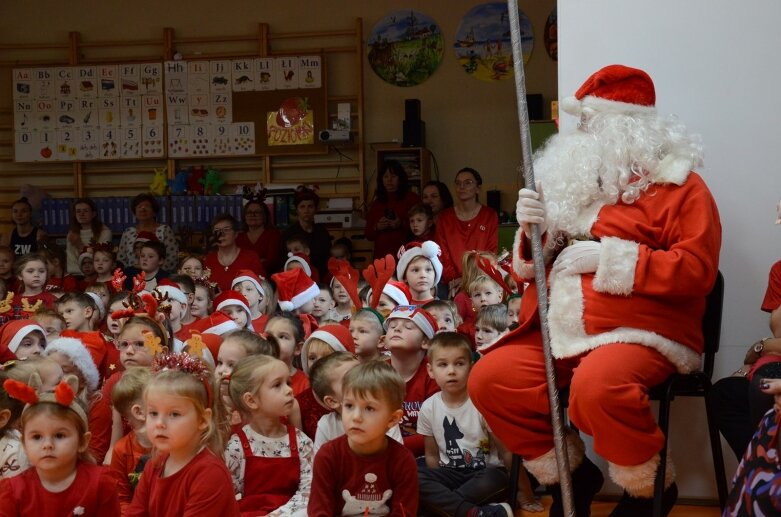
[236,196,281,275]
[204,214,263,293]
[117,193,178,271]
[435,167,498,289]
[365,160,420,259]
[66,198,113,275]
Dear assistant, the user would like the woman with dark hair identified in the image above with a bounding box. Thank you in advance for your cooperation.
[421,180,454,221]
[2,197,46,257]
[204,213,263,292]
[117,193,178,271]
[280,186,332,279]
[364,160,420,259]
[236,198,282,274]
[66,198,113,274]
[435,167,498,289]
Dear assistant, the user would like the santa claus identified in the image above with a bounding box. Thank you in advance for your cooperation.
[468,64,721,516]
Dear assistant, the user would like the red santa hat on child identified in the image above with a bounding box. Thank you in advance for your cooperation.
[272,268,319,312]
[560,64,656,118]
[284,252,313,277]
[78,247,94,266]
[0,320,46,361]
[301,324,355,374]
[383,305,439,339]
[188,312,239,336]
[44,337,101,393]
[396,241,443,284]
[231,269,266,297]
[84,292,106,321]
[213,291,252,328]
[382,280,412,307]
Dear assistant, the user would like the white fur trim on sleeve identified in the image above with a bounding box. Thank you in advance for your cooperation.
[593,237,639,296]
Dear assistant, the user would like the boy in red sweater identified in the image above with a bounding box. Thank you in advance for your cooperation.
[308,361,418,516]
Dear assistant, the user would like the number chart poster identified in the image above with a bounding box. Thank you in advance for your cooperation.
[12,55,323,162]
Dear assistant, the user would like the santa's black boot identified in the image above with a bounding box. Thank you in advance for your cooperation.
[608,454,678,517]
[548,456,605,517]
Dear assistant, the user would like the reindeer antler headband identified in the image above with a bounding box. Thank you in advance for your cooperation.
[3,374,87,426]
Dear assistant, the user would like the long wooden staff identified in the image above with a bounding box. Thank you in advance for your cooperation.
[506,2,574,515]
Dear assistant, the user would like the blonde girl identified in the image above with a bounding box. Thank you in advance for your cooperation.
[225,355,313,516]
[1,375,119,513]
[126,353,239,516]
[191,280,214,320]
[455,251,497,323]
[469,274,505,311]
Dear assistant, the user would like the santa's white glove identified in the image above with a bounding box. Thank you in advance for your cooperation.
[516,183,547,238]
[552,241,602,276]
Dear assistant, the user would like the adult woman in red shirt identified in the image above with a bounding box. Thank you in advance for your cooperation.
[434,167,498,293]
[236,197,282,275]
[204,214,263,293]
[365,160,420,259]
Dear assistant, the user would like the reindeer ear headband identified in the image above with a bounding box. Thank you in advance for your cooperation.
[111,271,159,320]
[476,255,514,296]
[3,374,88,427]
[362,254,396,310]
[498,256,525,296]
[328,258,362,309]
[151,352,213,408]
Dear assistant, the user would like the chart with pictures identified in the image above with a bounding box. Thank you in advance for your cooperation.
[12,55,323,163]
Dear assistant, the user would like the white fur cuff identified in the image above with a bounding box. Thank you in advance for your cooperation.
[609,454,675,498]
[593,237,639,295]
[523,431,585,485]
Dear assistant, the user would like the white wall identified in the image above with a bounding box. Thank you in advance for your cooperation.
[559,0,781,500]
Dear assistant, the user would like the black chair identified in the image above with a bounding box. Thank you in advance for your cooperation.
[508,271,727,515]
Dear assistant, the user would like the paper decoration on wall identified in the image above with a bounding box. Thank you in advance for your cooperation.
[453,2,534,82]
[545,8,557,61]
[267,97,314,146]
[368,9,444,87]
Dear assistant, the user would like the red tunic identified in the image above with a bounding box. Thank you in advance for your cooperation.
[175,318,203,342]
[308,434,418,516]
[295,387,329,440]
[109,430,151,514]
[0,462,119,516]
[435,206,498,282]
[365,191,420,259]
[203,249,264,293]
[762,260,781,312]
[397,357,440,457]
[125,447,240,517]
[250,313,269,334]
[236,228,282,275]
[88,393,113,465]
[290,369,310,398]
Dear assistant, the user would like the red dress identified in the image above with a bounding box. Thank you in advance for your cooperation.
[204,249,264,293]
[434,206,498,282]
[365,191,420,259]
[290,369,310,398]
[125,447,240,516]
[109,430,151,513]
[296,388,329,440]
[236,229,282,275]
[236,425,300,514]
[0,462,119,516]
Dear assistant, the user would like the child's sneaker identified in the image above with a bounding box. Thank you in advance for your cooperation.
[469,502,514,517]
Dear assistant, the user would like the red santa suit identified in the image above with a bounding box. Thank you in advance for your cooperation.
[468,65,722,500]
[0,462,120,516]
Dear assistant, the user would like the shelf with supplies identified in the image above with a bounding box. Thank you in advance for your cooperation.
[373,145,431,195]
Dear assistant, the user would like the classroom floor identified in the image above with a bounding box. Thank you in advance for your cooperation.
[516,497,722,516]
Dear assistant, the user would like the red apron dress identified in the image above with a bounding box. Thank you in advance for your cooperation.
[237,424,300,516]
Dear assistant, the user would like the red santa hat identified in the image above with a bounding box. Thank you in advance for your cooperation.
[135,230,158,243]
[561,64,656,117]
[396,241,443,284]
[231,269,266,298]
[382,280,412,307]
[272,268,319,312]
[213,291,252,328]
[156,279,188,305]
[84,292,106,321]
[284,252,313,277]
[383,305,439,339]
[44,337,101,393]
[301,324,355,374]
[78,247,94,265]
[0,320,46,360]
[187,312,239,336]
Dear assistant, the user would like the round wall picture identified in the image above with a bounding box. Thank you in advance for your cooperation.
[368,9,444,87]
[453,2,534,82]
[545,8,557,61]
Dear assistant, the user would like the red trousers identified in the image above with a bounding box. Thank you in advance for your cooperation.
[468,332,676,466]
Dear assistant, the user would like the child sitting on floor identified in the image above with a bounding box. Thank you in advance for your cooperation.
[396,241,442,305]
[424,299,461,333]
[231,270,271,333]
[349,308,386,362]
[475,304,510,354]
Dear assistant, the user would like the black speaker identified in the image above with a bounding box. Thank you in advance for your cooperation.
[405,99,421,121]
[487,190,501,214]
[526,94,543,120]
[403,120,425,148]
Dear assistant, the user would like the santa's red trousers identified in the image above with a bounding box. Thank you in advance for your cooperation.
[468,332,677,467]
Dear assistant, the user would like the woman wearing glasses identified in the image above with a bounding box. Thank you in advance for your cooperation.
[236,197,281,275]
[117,193,178,272]
[203,214,263,292]
[435,167,498,293]
[365,160,420,259]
